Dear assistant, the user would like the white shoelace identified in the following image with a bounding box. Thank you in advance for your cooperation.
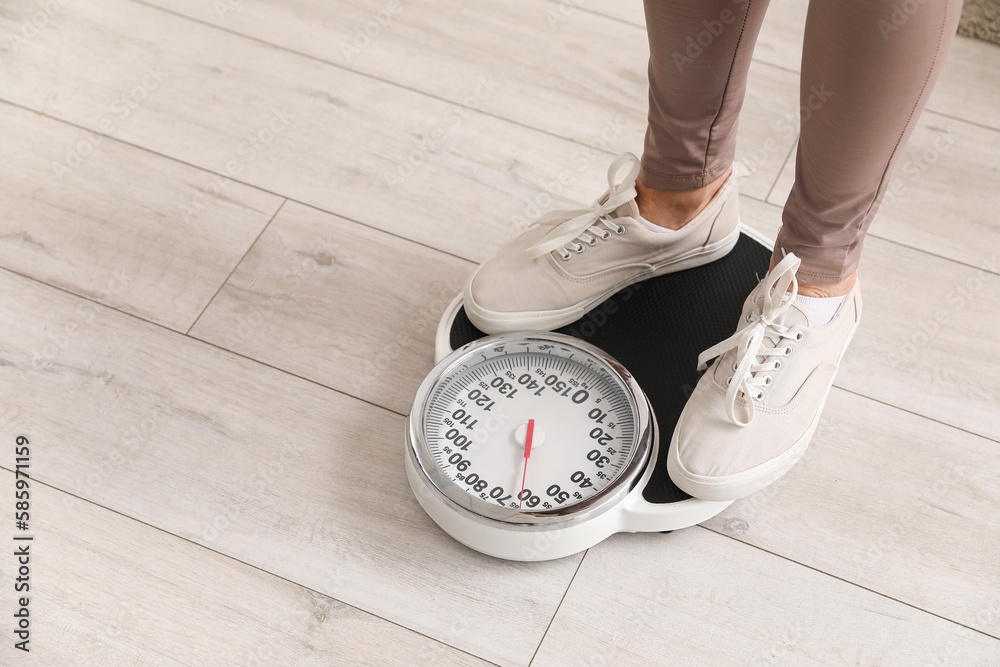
[526,153,640,260]
[697,253,805,427]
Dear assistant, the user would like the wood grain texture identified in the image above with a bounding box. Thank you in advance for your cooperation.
[143,0,800,199]
[533,527,1000,666]
[0,0,591,264]
[565,0,646,26]
[0,102,280,332]
[577,0,809,75]
[0,476,490,666]
[767,111,1000,271]
[189,200,474,414]
[0,268,578,667]
[838,236,1000,441]
[702,388,1000,638]
[2,0,799,248]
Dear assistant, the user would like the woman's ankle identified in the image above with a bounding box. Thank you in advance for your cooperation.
[635,167,732,231]
[767,258,858,298]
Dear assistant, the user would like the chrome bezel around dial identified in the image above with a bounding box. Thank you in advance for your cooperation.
[406,331,654,529]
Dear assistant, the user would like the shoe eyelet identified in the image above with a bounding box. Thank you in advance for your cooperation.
[587,237,598,246]
[754,390,764,401]
[725,376,733,386]
[559,251,572,261]
[763,375,773,386]
[773,359,781,370]
[746,311,754,322]
[573,243,585,253]
[783,346,792,356]
[794,331,804,342]
[732,361,738,371]
[600,231,612,240]
[614,224,626,235]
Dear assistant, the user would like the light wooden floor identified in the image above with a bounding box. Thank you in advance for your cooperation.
[1,0,998,664]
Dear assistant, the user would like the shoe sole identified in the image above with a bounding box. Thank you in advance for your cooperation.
[666,295,862,502]
[466,225,742,334]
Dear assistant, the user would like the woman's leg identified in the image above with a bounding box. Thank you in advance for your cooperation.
[780,0,964,289]
[669,0,964,502]
[637,0,771,229]
[641,0,771,192]
[464,2,774,334]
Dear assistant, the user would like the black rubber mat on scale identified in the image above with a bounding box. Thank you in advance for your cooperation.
[448,233,771,504]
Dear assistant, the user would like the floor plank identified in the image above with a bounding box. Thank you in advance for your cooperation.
[0,476,489,666]
[0,101,279,332]
[767,111,1000,271]
[189,200,474,414]
[0,268,578,667]
[702,388,1000,638]
[840,239,1000,441]
[0,0,590,264]
[142,0,799,200]
[565,0,645,26]
[576,0,809,78]
[4,0,799,241]
[533,528,1000,666]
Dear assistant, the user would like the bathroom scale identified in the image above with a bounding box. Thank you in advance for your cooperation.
[405,227,772,561]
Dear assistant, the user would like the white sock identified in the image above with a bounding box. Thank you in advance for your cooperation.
[635,213,675,233]
[795,294,846,327]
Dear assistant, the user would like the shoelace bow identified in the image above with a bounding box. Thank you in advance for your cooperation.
[697,252,804,427]
[526,152,641,260]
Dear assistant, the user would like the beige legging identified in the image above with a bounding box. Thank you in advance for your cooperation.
[640,0,963,284]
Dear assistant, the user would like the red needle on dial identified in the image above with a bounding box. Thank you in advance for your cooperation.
[518,419,535,509]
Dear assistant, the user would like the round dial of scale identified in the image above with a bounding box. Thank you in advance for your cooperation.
[408,333,654,526]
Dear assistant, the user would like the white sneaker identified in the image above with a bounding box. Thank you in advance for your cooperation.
[465,152,741,334]
[667,253,862,501]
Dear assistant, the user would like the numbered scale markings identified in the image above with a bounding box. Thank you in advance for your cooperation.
[405,332,733,561]
[424,348,636,513]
